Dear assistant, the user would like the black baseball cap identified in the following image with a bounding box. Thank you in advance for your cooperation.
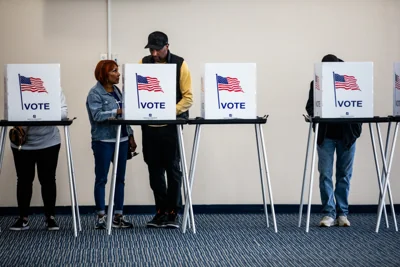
[321,54,338,62]
[144,31,168,50]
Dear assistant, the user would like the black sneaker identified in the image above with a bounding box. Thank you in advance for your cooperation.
[10,218,29,231]
[112,215,133,228]
[146,211,167,228]
[46,216,60,231]
[165,210,179,229]
[95,215,107,229]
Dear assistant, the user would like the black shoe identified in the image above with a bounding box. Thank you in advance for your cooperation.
[147,211,167,228]
[95,215,107,229]
[113,215,133,228]
[46,216,60,231]
[165,210,179,229]
[10,217,29,231]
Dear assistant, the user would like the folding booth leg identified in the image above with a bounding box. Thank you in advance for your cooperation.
[369,123,389,228]
[183,124,202,233]
[376,122,399,232]
[64,126,78,237]
[305,123,319,233]
[299,123,313,227]
[65,126,81,232]
[177,125,195,234]
[107,125,122,235]
[255,124,269,227]
[257,124,277,233]
[375,123,397,230]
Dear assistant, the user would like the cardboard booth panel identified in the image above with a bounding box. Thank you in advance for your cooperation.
[4,64,62,121]
[314,62,374,118]
[123,64,176,120]
[201,63,257,119]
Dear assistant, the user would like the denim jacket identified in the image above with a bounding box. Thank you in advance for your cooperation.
[86,82,133,141]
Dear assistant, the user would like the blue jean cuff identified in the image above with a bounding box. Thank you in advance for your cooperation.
[114,210,123,215]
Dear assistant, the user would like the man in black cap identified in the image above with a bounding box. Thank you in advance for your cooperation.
[305,54,362,228]
[139,31,193,229]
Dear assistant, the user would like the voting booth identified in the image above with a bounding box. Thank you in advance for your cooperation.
[313,62,374,118]
[4,64,62,121]
[299,62,400,233]
[1,64,80,236]
[201,63,257,119]
[393,62,400,116]
[106,63,192,234]
[181,63,277,234]
[123,64,176,120]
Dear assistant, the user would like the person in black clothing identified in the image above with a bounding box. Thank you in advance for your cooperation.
[139,31,193,229]
[305,54,362,227]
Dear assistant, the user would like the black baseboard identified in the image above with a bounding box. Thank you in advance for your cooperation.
[0,204,398,216]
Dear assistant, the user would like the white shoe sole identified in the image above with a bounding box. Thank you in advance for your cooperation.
[319,222,335,227]
[146,223,166,228]
[319,224,334,227]
[10,226,29,231]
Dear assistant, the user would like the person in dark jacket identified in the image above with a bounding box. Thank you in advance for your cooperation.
[139,31,193,229]
[305,54,362,227]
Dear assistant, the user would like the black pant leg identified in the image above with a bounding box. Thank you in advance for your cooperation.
[162,125,183,212]
[147,165,168,212]
[36,144,61,218]
[11,148,36,218]
[142,126,168,213]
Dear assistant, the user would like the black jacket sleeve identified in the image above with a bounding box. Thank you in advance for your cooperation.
[305,81,314,117]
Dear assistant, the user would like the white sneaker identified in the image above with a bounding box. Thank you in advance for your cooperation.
[336,216,351,227]
[319,216,335,227]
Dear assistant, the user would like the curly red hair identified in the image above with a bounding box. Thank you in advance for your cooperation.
[94,60,118,85]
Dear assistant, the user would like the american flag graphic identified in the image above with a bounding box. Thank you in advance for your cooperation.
[395,73,400,90]
[137,75,164,93]
[334,73,360,91]
[216,75,244,92]
[315,75,320,90]
[19,75,48,93]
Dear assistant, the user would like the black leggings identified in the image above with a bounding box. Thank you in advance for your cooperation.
[11,144,61,218]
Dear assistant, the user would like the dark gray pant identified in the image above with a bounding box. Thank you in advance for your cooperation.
[12,144,61,218]
[142,125,182,213]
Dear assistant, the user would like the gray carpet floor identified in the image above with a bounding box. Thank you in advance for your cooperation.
[0,213,399,266]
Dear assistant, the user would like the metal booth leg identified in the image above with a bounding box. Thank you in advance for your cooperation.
[306,123,319,233]
[256,123,277,232]
[255,124,269,227]
[65,126,81,232]
[64,126,78,237]
[376,122,399,232]
[0,126,7,232]
[177,125,195,234]
[182,124,201,234]
[375,123,397,230]
[369,123,389,228]
[299,122,313,227]
[180,160,191,230]
[107,125,122,235]
[0,126,8,175]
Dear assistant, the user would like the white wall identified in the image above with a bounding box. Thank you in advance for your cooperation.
[0,0,399,209]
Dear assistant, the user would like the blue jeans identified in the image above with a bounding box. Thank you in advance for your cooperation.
[92,140,128,215]
[317,138,356,218]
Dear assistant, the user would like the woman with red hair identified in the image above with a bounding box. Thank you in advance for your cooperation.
[86,60,137,229]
